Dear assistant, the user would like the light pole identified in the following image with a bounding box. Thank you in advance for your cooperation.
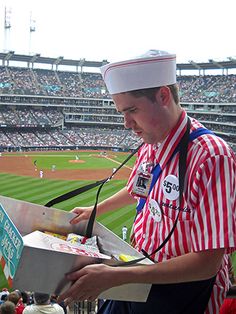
[29,11,36,55]
[4,6,12,52]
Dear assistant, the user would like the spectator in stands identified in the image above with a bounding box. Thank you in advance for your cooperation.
[7,291,25,314]
[61,50,236,314]
[0,295,8,306]
[23,293,64,314]
[20,292,30,307]
[50,295,67,314]
[0,290,9,302]
[0,301,16,314]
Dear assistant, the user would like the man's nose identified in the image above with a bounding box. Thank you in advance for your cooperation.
[124,113,133,129]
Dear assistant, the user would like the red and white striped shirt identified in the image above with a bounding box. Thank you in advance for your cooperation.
[127,110,236,313]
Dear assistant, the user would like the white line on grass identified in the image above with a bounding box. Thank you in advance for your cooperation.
[104,156,133,170]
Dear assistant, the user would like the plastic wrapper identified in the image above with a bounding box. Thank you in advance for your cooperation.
[66,233,100,252]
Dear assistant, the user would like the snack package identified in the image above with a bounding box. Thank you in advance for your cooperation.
[66,233,100,252]
[111,254,137,262]
[44,231,67,241]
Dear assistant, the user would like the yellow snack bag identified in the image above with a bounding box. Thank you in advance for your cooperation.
[119,254,137,262]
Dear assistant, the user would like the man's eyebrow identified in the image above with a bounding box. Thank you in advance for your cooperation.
[117,106,136,114]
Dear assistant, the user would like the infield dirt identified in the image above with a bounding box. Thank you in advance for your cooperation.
[0,155,131,180]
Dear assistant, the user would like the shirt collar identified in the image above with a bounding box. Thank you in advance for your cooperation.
[151,110,188,168]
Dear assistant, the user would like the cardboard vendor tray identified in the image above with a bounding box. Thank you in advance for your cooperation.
[0,195,152,302]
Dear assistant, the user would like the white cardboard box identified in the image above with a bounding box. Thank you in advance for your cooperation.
[0,195,152,302]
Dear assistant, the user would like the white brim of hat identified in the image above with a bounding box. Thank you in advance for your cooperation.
[101,52,176,95]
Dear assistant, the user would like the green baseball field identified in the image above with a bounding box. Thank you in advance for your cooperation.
[0,150,136,289]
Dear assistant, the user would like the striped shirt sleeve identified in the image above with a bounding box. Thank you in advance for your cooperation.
[190,154,236,253]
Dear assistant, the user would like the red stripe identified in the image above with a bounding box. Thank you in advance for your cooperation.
[0,257,6,269]
[103,56,176,79]
[8,277,13,288]
[221,157,230,248]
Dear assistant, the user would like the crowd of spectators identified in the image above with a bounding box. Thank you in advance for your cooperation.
[0,288,100,314]
[0,65,235,152]
[178,74,236,103]
[0,67,110,99]
[0,127,141,150]
[0,66,235,102]
[0,103,234,130]
[0,104,234,151]
[0,107,63,127]
[0,289,68,314]
[0,126,235,152]
[0,103,234,151]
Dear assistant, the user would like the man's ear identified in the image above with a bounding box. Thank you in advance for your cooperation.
[155,86,171,105]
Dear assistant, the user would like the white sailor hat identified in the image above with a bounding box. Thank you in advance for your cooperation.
[100,50,176,95]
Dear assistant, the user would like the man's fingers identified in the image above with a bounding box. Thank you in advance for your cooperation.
[69,215,81,224]
[69,208,90,224]
[69,208,82,224]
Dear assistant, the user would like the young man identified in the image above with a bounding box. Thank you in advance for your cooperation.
[59,50,236,313]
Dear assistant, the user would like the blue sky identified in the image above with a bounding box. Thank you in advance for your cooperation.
[1,0,236,64]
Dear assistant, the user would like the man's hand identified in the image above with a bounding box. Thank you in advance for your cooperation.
[70,206,94,224]
[57,249,225,304]
[58,264,118,303]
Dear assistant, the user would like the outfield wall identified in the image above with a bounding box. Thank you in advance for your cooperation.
[0,145,132,152]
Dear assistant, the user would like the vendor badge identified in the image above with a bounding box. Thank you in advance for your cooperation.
[131,172,152,198]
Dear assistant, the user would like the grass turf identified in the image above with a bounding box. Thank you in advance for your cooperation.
[0,150,136,290]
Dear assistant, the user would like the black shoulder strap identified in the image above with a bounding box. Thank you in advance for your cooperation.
[115,117,191,266]
[44,180,105,208]
[44,143,143,209]
[85,143,143,238]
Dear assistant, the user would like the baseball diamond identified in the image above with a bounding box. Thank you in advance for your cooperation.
[0,150,137,289]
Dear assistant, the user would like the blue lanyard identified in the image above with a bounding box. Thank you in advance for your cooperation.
[136,128,214,213]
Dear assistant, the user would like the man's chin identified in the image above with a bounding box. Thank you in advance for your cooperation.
[134,132,156,144]
[141,136,158,145]
[141,136,152,144]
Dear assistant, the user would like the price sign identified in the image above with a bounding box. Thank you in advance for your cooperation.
[0,204,24,281]
[162,175,179,200]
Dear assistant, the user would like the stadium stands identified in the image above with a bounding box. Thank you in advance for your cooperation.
[0,55,235,152]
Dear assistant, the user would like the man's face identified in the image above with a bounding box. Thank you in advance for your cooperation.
[112,91,170,144]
